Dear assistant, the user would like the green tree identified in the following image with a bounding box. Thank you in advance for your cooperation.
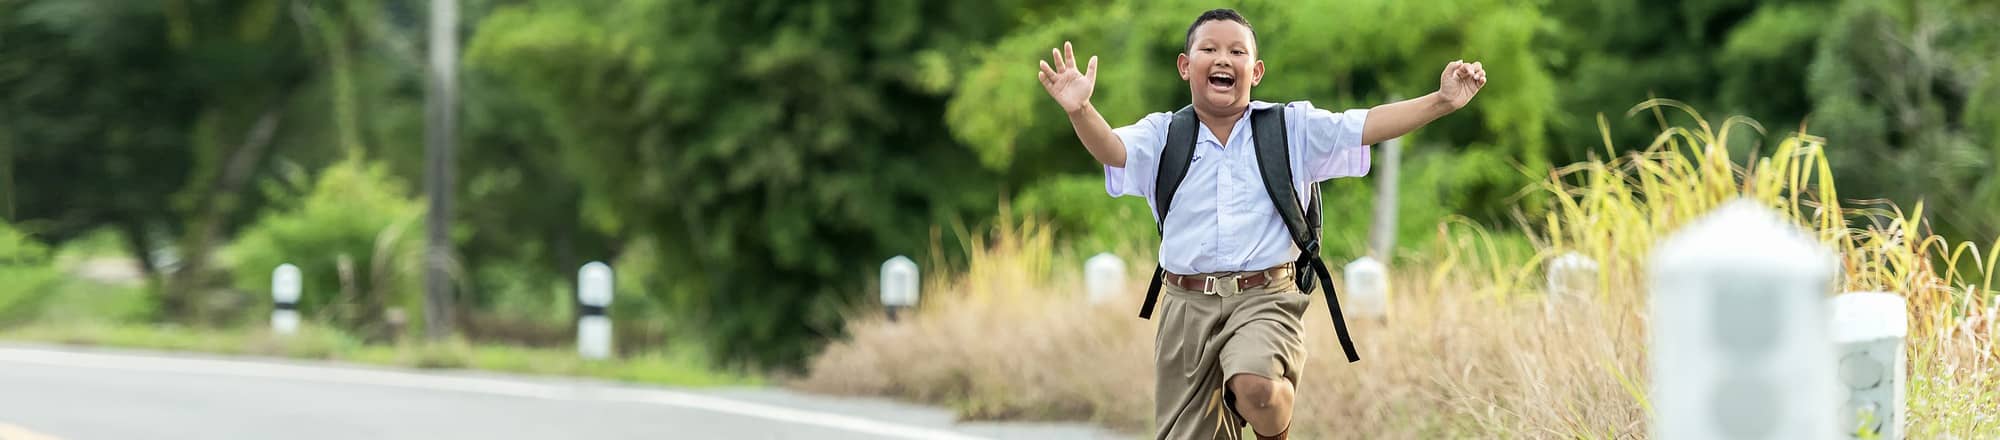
[0,0,208,267]
[1806,0,2000,239]
[0,0,389,320]
[467,0,1013,366]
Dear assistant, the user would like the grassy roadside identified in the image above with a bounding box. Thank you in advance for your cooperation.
[0,321,759,388]
[797,103,2000,438]
[5,231,759,389]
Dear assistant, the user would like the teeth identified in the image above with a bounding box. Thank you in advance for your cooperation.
[1206,73,1235,90]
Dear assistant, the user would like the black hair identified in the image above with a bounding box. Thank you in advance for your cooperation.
[1183,8,1255,53]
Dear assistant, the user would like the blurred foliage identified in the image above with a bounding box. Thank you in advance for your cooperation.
[1804,0,2000,239]
[0,0,408,318]
[464,0,1017,366]
[1541,0,2000,238]
[0,220,60,324]
[0,0,220,244]
[1011,175,1153,258]
[0,226,152,326]
[0,0,1995,369]
[225,158,424,337]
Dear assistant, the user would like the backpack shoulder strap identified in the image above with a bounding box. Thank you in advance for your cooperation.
[1249,107,1311,251]
[1156,105,1200,225]
[1138,106,1199,320]
[1249,105,1361,363]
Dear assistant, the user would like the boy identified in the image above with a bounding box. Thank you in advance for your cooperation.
[1035,8,1485,440]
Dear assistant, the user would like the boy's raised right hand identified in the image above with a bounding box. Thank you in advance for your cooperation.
[1037,41,1098,114]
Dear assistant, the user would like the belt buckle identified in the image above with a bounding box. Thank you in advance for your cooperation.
[1204,275,1239,298]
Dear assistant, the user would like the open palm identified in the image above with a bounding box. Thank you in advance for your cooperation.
[1038,41,1097,113]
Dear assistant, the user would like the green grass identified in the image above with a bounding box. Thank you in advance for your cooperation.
[14,277,154,324]
[0,321,760,388]
[2,226,759,389]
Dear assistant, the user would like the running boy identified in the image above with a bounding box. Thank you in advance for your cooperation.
[1035,8,1486,440]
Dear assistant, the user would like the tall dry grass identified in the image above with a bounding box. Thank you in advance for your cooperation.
[1532,100,1999,437]
[798,101,1999,438]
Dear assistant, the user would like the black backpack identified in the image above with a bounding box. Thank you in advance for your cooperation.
[1137,105,1361,363]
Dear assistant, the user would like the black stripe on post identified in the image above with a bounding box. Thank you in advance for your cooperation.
[274,302,297,311]
[579,304,607,317]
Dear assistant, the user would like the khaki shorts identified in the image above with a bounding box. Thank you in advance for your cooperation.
[1152,270,1311,440]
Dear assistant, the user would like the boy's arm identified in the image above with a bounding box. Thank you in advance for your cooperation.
[1360,60,1487,145]
[1039,42,1127,167]
[1064,104,1126,168]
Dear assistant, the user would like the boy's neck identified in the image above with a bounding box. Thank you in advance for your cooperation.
[1194,105,1249,146]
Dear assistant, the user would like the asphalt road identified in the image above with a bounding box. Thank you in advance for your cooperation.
[0,344,1124,440]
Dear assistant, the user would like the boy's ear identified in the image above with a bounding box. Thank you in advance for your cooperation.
[1177,53,1191,81]
[1251,59,1266,87]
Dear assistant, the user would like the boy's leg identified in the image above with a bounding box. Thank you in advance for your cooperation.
[1227,370,1294,438]
[1153,285,1241,440]
[1219,287,1310,439]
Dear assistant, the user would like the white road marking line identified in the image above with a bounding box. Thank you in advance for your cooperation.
[0,422,64,440]
[0,347,987,440]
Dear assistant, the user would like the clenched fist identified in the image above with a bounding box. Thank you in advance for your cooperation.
[1439,60,1487,110]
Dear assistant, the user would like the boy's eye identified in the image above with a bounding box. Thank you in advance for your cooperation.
[1231,49,1247,56]
[1200,48,1216,53]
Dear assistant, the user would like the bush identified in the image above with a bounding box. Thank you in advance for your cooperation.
[0,221,61,325]
[1013,175,1153,259]
[224,158,425,338]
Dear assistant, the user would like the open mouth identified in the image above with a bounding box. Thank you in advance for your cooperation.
[1207,73,1236,91]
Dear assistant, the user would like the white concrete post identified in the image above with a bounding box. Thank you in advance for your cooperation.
[1546,251,1599,307]
[1343,256,1388,319]
[1830,292,1907,439]
[271,264,301,335]
[1085,253,1125,304]
[881,256,919,321]
[1648,199,1840,439]
[577,262,614,360]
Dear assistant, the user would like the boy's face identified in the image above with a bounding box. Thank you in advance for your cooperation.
[1178,20,1264,116]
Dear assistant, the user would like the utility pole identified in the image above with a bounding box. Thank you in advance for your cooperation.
[423,0,458,340]
[2,127,13,220]
[1368,118,1402,260]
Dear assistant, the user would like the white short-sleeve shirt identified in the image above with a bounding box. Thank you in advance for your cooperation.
[1104,100,1370,275]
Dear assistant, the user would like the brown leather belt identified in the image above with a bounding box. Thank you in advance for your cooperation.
[1162,266,1292,298]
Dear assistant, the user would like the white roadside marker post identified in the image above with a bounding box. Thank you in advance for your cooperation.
[578,262,614,360]
[1085,253,1125,305]
[1546,251,1599,309]
[1343,256,1388,320]
[272,264,302,336]
[1648,200,1840,440]
[881,256,919,322]
[1829,291,1907,439]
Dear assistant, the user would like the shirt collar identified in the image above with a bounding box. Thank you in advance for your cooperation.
[1196,102,1270,148]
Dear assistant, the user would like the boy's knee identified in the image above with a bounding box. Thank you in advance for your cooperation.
[1227,374,1285,409]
